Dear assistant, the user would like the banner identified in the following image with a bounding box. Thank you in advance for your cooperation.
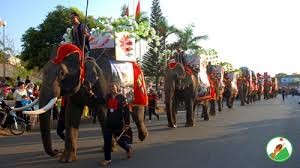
[115,32,136,61]
[89,32,114,49]
[110,61,134,103]
[110,61,134,87]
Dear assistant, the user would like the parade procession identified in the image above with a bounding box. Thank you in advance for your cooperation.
[0,0,300,168]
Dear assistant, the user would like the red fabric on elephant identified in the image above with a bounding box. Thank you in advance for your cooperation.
[52,44,85,83]
[167,63,192,76]
[131,62,148,105]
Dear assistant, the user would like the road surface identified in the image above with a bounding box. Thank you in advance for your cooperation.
[0,96,299,168]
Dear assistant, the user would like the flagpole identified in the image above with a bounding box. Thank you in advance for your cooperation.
[82,0,89,57]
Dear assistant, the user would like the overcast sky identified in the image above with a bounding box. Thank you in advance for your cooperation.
[1,0,299,75]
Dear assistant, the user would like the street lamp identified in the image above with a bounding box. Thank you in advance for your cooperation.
[0,19,6,79]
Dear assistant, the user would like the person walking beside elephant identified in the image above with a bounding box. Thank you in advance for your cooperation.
[147,89,159,122]
[100,83,133,166]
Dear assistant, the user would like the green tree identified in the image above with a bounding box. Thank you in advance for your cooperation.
[275,73,287,78]
[21,5,95,69]
[120,4,128,17]
[170,24,208,51]
[142,0,165,89]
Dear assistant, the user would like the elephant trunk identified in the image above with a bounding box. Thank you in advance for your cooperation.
[38,82,60,157]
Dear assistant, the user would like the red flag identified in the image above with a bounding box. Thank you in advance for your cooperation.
[135,0,141,18]
[131,62,148,105]
[125,6,129,16]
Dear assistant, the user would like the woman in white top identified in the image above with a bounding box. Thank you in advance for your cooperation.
[13,82,28,108]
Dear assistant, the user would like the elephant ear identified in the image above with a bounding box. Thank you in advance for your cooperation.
[59,54,82,95]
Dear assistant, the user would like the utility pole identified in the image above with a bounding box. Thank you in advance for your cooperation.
[0,19,6,79]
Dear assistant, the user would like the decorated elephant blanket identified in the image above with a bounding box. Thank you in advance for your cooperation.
[53,44,85,83]
[167,62,193,76]
[110,61,148,106]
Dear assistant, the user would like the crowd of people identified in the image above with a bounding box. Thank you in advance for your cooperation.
[0,76,40,128]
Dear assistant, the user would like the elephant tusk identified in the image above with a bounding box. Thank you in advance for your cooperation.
[23,97,57,115]
[13,99,39,112]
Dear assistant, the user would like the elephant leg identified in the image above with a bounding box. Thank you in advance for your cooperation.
[229,96,234,108]
[218,97,222,112]
[60,102,83,163]
[131,105,148,141]
[166,103,173,127]
[185,98,195,127]
[171,97,177,127]
[209,100,216,116]
[202,100,209,121]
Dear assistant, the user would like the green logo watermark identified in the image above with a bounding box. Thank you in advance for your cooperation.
[266,137,292,162]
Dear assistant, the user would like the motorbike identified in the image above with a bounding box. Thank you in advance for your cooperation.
[0,96,28,135]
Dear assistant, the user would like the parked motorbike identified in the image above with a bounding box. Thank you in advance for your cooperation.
[0,96,28,135]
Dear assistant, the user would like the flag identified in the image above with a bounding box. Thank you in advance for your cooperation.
[135,0,141,18]
[125,5,129,16]
[131,62,148,105]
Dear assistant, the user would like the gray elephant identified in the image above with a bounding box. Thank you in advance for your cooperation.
[165,63,202,128]
[237,67,251,106]
[207,65,224,115]
[23,44,148,162]
[223,72,238,108]
[257,73,264,101]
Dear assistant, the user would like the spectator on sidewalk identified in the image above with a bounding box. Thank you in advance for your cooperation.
[57,96,66,141]
[13,82,28,118]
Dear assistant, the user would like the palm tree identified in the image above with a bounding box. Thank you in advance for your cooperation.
[156,18,179,68]
[169,24,208,51]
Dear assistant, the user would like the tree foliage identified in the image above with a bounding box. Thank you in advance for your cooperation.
[20,5,95,69]
[142,0,165,88]
[169,24,208,51]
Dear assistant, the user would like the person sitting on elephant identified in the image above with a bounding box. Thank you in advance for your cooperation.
[101,83,133,166]
[70,11,92,56]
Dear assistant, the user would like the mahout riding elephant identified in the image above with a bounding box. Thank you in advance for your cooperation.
[223,72,238,108]
[206,65,224,115]
[23,44,148,162]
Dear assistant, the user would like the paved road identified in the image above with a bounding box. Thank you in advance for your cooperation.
[1,96,300,168]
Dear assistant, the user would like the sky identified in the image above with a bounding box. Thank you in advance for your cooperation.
[1,0,300,75]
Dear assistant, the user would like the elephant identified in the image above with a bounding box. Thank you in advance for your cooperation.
[206,65,224,115]
[263,75,272,99]
[164,62,208,128]
[256,73,264,101]
[270,77,278,98]
[23,44,148,162]
[237,67,251,106]
[223,72,238,108]
[250,70,258,102]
